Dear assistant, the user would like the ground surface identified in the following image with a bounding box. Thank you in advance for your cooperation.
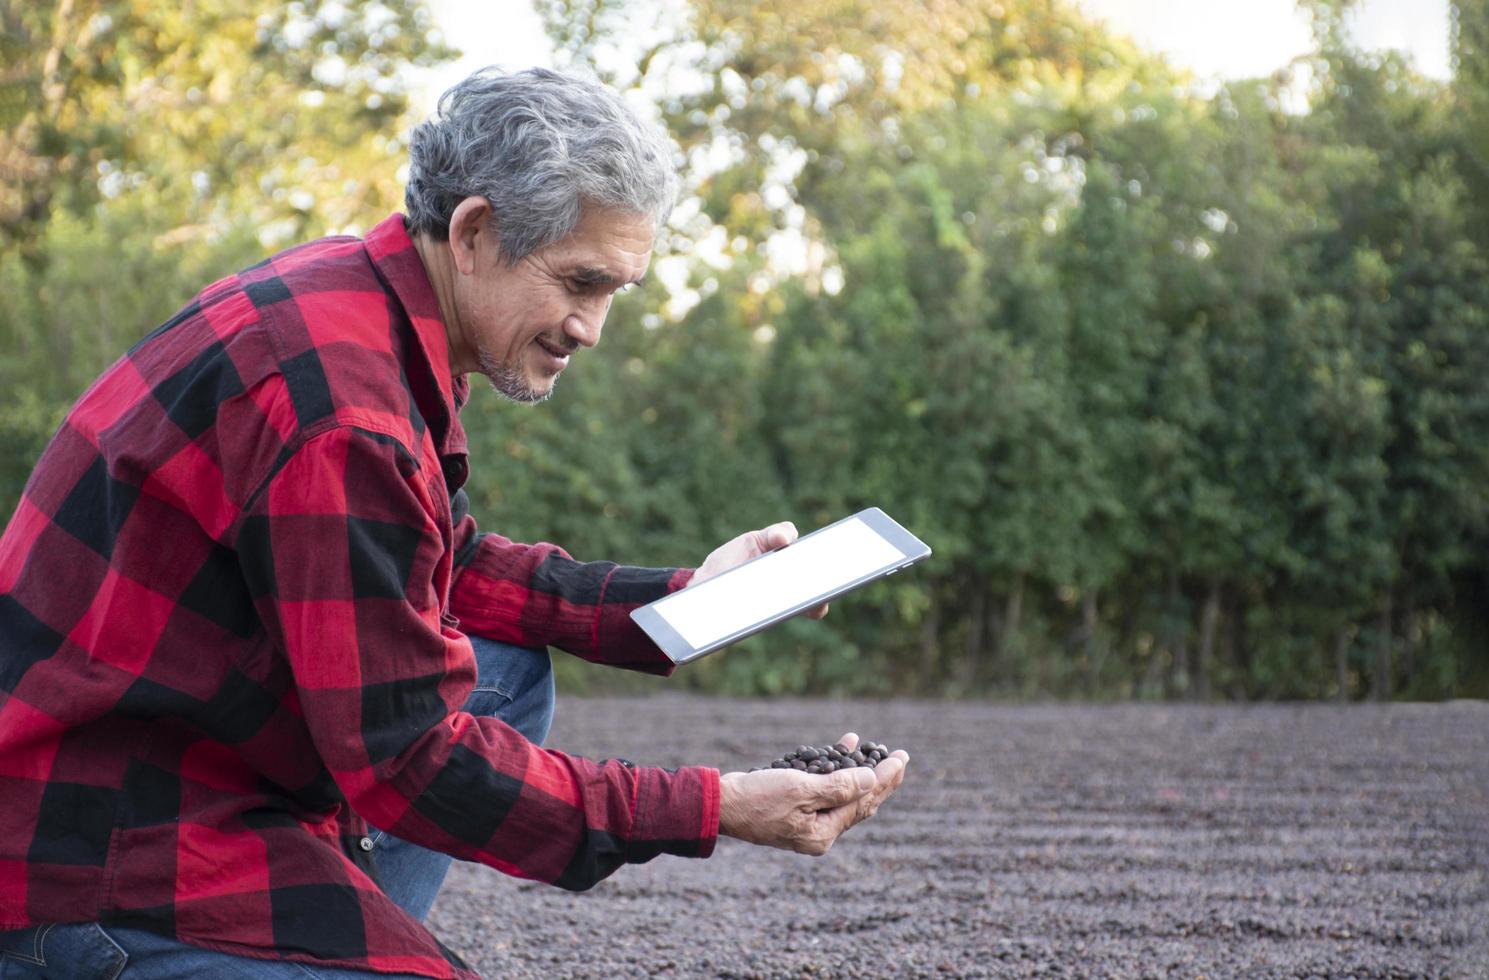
[428,698,1489,979]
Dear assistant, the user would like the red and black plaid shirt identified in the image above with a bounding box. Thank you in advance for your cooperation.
[0,214,719,978]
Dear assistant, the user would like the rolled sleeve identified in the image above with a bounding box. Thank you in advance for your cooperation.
[447,495,694,674]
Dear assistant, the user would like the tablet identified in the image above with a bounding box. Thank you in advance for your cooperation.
[631,507,931,665]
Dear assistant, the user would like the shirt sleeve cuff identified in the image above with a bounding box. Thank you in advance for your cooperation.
[591,566,696,673]
[628,764,720,861]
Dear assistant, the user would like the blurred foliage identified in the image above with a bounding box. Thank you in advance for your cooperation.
[522,0,1489,700]
[3,0,1487,700]
[0,0,450,514]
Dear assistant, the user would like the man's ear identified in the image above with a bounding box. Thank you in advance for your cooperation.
[447,196,494,276]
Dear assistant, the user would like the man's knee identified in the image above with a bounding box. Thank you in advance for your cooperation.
[464,635,555,745]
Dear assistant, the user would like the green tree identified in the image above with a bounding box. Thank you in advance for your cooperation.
[523,0,1489,699]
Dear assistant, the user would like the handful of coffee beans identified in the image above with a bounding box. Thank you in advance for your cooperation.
[751,740,895,774]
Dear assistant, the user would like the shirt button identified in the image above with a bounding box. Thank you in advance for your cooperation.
[359,836,375,852]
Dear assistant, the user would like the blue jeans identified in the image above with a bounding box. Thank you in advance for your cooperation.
[0,637,555,979]
[369,636,555,922]
[0,923,431,978]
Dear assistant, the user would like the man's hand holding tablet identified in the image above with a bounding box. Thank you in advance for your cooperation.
[691,520,832,618]
[634,508,932,665]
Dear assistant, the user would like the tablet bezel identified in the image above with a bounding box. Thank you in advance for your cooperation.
[630,507,931,665]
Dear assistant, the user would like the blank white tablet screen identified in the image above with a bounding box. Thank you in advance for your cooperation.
[651,516,906,650]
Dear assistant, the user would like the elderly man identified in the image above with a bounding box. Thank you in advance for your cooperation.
[0,67,908,978]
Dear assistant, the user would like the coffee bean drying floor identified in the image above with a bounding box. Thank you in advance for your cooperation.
[428,698,1489,979]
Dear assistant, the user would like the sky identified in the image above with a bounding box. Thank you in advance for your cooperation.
[1076,0,1450,81]
[412,0,1452,112]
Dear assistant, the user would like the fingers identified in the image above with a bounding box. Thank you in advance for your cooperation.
[861,754,907,819]
[694,520,800,586]
[816,753,908,843]
[805,765,876,811]
[814,772,882,840]
[804,601,830,620]
[835,732,859,753]
[871,751,909,804]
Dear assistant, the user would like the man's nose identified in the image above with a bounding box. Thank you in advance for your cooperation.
[564,300,609,349]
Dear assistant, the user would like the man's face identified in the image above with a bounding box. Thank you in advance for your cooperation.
[450,206,654,402]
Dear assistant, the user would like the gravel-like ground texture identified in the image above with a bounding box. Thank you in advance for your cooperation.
[427,698,1489,979]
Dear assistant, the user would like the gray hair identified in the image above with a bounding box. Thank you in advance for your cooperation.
[404,67,679,261]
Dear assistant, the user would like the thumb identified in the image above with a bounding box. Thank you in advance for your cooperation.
[812,766,877,808]
[761,521,798,551]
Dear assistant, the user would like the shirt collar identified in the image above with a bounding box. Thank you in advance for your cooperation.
[364,214,469,462]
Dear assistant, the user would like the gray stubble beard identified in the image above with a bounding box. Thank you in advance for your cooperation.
[477,346,555,404]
